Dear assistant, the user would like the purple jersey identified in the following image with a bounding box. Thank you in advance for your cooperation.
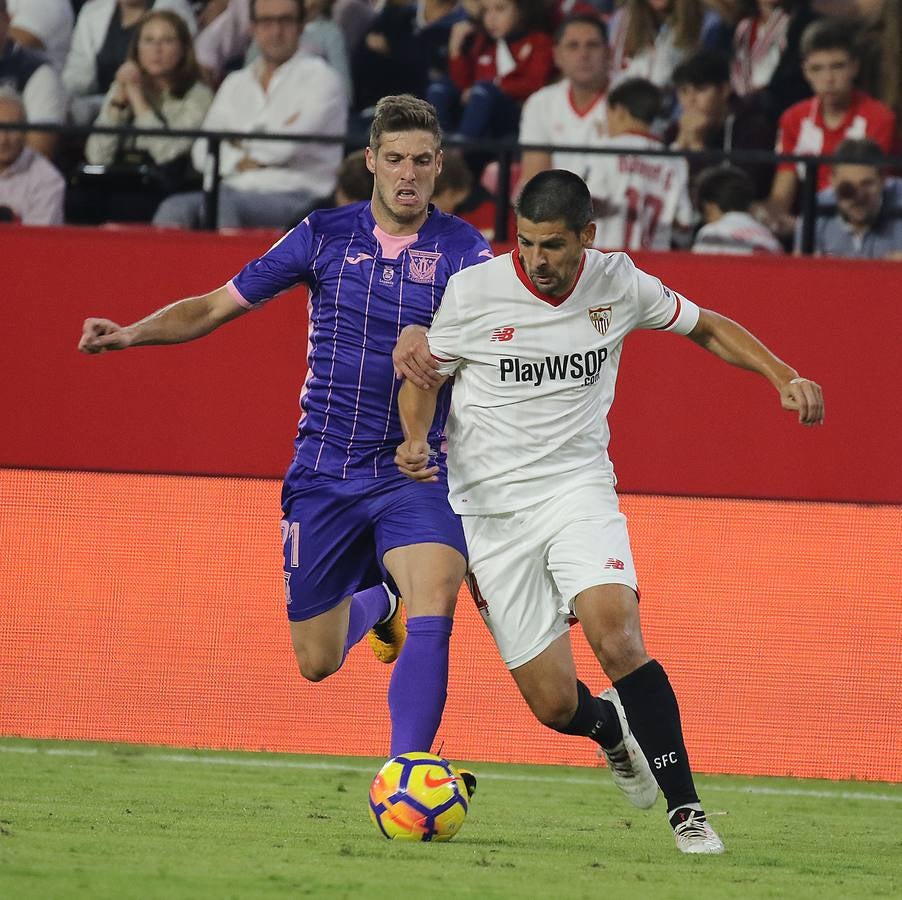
[228,202,492,485]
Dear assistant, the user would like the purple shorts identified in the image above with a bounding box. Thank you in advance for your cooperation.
[280,467,467,622]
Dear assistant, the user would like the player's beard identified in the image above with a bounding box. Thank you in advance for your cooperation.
[374,182,427,228]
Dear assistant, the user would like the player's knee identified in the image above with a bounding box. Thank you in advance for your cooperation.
[295,649,343,683]
[595,634,648,682]
[532,696,578,731]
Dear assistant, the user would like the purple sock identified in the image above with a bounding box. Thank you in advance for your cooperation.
[387,615,452,756]
[341,584,390,663]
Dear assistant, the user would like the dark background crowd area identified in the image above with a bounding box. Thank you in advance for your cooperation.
[0,0,900,257]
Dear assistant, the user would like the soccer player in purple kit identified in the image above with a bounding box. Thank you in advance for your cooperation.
[78,95,492,772]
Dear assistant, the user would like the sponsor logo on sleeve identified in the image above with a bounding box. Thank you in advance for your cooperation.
[490,326,515,342]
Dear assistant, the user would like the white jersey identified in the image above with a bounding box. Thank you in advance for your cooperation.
[427,249,700,514]
[584,132,693,252]
[692,211,783,255]
[518,79,608,180]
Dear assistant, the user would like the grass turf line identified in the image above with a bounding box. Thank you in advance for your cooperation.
[0,738,899,899]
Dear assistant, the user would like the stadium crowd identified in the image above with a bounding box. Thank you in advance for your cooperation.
[1,0,901,257]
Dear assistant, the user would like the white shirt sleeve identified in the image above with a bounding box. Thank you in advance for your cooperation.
[426,278,465,376]
[9,0,74,47]
[518,90,548,146]
[63,0,105,97]
[633,267,700,334]
[22,64,67,124]
[191,75,243,177]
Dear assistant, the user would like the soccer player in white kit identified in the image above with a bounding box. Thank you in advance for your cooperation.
[393,170,824,854]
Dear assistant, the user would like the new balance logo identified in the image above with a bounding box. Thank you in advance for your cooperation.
[490,326,515,342]
[604,558,624,570]
[345,252,374,264]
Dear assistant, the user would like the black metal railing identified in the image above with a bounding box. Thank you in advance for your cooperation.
[3,120,900,252]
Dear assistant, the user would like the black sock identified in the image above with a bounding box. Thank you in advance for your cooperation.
[614,659,699,810]
[554,680,623,749]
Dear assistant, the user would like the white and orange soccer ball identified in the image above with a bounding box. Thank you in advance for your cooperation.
[368,752,469,842]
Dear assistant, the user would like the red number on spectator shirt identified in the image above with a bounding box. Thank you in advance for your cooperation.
[623,188,664,249]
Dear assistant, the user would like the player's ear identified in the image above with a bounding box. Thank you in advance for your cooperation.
[581,221,596,248]
[365,146,377,175]
[435,148,444,176]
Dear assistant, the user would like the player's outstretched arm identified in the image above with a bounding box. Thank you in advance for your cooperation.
[687,308,825,426]
[79,285,247,354]
[396,377,448,482]
[393,325,442,390]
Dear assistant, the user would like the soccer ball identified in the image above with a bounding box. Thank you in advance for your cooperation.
[368,752,469,842]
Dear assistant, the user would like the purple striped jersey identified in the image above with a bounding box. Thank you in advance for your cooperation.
[228,201,492,483]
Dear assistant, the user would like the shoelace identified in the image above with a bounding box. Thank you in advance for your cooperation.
[674,813,711,839]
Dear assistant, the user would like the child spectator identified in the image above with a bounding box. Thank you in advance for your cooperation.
[586,76,694,249]
[431,0,554,138]
[666,49,776,198]
[692,164,783,252]
[0,90,64,225]
[764,18,897,234]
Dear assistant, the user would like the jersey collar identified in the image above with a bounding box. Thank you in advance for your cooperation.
[511,248,587,307]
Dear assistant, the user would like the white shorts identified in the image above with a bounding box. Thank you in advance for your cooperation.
[462,474,637,670]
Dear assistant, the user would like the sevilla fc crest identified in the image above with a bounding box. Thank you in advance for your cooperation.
[407,250,441,284]
[588,305,612,335]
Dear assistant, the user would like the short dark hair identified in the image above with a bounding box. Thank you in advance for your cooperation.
[369,94,442,151]
[434,150,473,196]
[516,169,593,233]
[672,50,730,88]
[555,12,608,45]
[335,149,374,202]
[607,77,661,125]
[832,138,886,168]
[696,166,754,213]
[800,19,857,60]
[251,0,304,20]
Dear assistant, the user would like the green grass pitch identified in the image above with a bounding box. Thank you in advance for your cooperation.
[0,738,899,899]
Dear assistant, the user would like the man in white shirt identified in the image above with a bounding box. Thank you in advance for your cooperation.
[518,14,610,190]
[154,0,347,230]
[393,170,823,854]
[7,0,74,72]
[0,90,64,224]
[0,0,67,158]
[586,77,693,251]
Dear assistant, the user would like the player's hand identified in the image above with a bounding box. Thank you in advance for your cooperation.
[779,376,824,426]
[393,325,441,389]
[79,318,133,354]
[395,440,439,482]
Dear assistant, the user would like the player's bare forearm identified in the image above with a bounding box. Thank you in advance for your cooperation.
[396,377,447,482]
[688,308,824,425]
[79,286,245,354]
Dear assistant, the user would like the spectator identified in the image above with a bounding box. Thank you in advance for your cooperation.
[586,77,694,249]
[518,13,610,188]
[333,0,377,54]
[730,0,817,120]
[432,0,554,139]
[799,137,902,258]
[193,0,252,80]
[153,0,347,230]
[293,145,373,218]
[0,90,64,224]
[300,0,350,99]
[7,0,74,72]
[68,10,214,223]
[764,18,897,233]
[607,0,705,90]
[351,0,464,113]
[666,49,776,198]
[431,148,473,212]
[86,10,212,168]
[63,0,197,124]
[0,0,67,158]
[856,0,902,140]
[692,163,783,251]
